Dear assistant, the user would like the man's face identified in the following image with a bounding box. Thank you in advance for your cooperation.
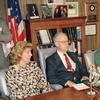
[55,34,69,53]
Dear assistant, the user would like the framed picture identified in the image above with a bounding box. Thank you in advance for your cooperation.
[45,0,64,5]
[26,4,39,19]
[53,4,68,18]
[85,24,97,35]
[65,2,79,17]
[41,4,52,18]
[85,2,98,22]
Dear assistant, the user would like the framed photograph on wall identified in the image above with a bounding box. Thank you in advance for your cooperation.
[65,2,79,17]
[45,0,63,5]
[53,4,68,18]
[26,4,40,19]
[85,2,98,22]
[41,4,52,18]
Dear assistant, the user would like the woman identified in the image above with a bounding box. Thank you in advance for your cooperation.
[6,41,53,100]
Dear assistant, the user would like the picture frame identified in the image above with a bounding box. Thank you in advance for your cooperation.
[85,24,97,36]
[26,4,40,19]
[85,2,98,22]
[45,0,64,5]
[65,2,79,17]
[41,4,52,19]
[53,4,68,18]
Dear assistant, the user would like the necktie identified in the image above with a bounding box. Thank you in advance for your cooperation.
[64,54,72,71]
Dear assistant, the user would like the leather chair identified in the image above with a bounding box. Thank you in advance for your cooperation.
[94,50,100,67]
[84,50,100,87]
[0,69,10,100]
[84,50,95,69]
[84,50,100,68]
[37,47,63,90]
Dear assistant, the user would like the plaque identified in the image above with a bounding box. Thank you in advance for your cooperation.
[85,2,98,22]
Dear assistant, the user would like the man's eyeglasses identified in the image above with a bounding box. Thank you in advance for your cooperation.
[55,40,69,44]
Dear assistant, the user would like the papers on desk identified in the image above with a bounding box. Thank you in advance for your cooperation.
[73,83,89,91]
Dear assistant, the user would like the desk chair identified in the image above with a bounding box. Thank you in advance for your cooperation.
[94,50,100,67]
[84,50,100,86]
[84,50,95,69]
[0,69,10,100]
[84,50,100,68]
[37,47,63,90]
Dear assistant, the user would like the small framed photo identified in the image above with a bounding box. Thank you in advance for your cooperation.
[41,4,52,19]
[85,2,98,22]
[53,4,68,18]
[45,0,64,5]
[26,4,40,19]
[48,0,54,3]
[65,2,79,17]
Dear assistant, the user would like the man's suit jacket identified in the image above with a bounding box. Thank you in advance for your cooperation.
[46,51,89,86]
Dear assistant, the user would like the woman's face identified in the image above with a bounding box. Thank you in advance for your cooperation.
[20,48,32,64]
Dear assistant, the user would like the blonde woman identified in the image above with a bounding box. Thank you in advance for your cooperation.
[6,41,53,100]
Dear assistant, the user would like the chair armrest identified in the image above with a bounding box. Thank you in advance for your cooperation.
[1,92,11,100]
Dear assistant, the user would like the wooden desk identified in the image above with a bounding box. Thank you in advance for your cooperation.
[24,87,100,100]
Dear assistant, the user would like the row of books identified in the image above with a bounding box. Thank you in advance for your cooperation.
[62,27,81,41]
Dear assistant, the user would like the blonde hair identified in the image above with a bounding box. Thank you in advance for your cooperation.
[9,41,33,65]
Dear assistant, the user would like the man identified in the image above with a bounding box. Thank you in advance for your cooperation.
[0,16,12,69]
[46,32,89,87]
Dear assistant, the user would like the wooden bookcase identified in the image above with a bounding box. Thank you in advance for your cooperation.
[25,17,86,62]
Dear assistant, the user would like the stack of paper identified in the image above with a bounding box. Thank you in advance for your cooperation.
[73,83,89,91]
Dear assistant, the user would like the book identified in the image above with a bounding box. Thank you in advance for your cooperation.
[62,27,77,41]
[77,41,81,56]
[38,30,51,45]
[26,4,39,19]
[36,32,42,45]
[49,29,57,43]
[73,83,89,91]
[76,27,81,40]
[68,42,76,52]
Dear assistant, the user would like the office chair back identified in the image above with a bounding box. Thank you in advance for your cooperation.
[37,47,57,78]
[37,47,63,90]
[84,50,95,69]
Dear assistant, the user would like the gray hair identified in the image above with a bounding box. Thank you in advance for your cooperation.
[53,32,68,43]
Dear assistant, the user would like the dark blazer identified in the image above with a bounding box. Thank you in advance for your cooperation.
[46,51,89,86]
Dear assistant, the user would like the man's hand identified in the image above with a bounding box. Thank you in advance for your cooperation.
[65,80,75,87]
[81,76,89,81]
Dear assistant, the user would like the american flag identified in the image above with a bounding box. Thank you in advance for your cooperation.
[7,0,25,45]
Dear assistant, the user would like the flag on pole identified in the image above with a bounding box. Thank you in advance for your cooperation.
[7,0,25,45]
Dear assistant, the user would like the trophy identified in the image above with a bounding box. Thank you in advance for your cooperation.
[87,65,100,96]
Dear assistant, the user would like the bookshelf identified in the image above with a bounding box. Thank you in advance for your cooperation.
[25,17,86,62]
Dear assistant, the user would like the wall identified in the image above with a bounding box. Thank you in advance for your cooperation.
[0,0,100,50]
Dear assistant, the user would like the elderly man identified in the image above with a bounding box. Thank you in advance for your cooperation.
[46,32,89,88]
